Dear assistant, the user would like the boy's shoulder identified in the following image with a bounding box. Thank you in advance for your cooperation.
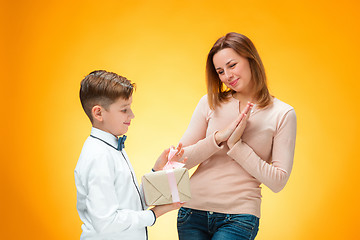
[81,136,109,154]
[75,137,113,173]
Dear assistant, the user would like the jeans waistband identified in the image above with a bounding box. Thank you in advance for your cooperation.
[181,207,259,219]
[181,207,231,217]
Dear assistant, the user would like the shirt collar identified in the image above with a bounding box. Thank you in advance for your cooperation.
[90,127,118,149]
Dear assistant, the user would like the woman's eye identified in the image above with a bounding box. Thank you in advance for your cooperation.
[230,63,237,68]
[217,70,224,75]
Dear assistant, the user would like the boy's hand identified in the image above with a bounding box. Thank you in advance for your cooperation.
[151,202,185,218]
[153,143,187,171]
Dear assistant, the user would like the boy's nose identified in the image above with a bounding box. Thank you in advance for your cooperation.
[130,110,135,119]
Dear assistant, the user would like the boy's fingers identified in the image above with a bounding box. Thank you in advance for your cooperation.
[176,148,184,155]
[163,148,170,159]
[173,202,185,208]
[175,143,185,156]
[177,143,183,150]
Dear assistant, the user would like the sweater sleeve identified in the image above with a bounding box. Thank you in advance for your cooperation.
[180,95,223,169]
[227,109,297,193]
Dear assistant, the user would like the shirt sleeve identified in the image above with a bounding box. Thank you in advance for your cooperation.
[85,154,155,234]
[227,109,297,193]
[180,95,223,169]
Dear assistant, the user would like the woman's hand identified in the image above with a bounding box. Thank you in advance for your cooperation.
[214,114,245,145]
[227,102,253,149]
[215,102,253,146]
[152,143,187,171]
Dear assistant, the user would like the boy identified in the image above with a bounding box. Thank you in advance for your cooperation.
[75,70,183,239]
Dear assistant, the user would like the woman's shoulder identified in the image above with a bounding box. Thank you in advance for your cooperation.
[268,98,297,131]
[199,94,208,103]
[257,98,296,123]
[271,98,295,113]
[193,94,214,119]
[196,94,210,108]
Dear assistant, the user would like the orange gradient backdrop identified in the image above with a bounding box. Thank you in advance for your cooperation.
[1,0,359,239]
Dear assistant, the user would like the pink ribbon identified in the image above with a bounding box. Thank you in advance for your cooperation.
[163,146,185,170]
[166,169,180,202]
[163,146,185,203]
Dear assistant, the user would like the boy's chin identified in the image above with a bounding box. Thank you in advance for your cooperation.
[115,128,128,137]
[106,129,128,137]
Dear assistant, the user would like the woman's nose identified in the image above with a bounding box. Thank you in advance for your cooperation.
[224,70,233,81]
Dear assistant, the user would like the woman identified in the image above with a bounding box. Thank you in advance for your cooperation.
[177,32,297,240]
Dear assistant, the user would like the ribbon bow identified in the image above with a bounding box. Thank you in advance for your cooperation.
[117,135,127,151]
[163,146,185,170]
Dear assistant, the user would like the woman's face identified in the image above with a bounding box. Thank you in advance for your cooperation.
[213,48,253,95]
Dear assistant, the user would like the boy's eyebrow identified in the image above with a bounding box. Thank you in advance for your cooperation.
[215,59,235,70]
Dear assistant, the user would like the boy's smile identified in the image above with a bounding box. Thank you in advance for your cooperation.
[123,121,131,126]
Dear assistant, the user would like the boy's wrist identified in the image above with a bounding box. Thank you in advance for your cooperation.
[149,209,157,225]
[152,165,164,171]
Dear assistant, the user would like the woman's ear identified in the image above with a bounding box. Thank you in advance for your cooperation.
[91,105,103,122]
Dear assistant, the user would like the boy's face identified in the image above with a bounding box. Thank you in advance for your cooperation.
[101,96,134,137]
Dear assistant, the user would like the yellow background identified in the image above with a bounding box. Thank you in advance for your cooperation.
[1,0,359,239]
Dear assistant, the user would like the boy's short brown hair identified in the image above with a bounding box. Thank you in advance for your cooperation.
[80,70,135,122]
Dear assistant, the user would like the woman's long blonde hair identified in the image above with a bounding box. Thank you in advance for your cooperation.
[206,32,272,110]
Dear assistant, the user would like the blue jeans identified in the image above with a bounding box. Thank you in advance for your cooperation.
[177,207,259,240]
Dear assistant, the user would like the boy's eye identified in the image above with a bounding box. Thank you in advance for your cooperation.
[121,109,128,113]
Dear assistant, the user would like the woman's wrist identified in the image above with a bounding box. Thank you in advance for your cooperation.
[214,131,222,146]
[228,138,242,149]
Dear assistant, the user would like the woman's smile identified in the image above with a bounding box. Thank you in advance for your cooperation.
[229,78,239,87]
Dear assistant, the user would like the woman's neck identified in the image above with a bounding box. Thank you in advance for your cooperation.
[232,91,256,112]
[233,91,255,103]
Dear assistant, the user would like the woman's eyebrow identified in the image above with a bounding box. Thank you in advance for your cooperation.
[215,59,235,70]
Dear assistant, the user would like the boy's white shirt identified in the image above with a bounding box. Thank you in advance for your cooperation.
[75,127,155,240]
